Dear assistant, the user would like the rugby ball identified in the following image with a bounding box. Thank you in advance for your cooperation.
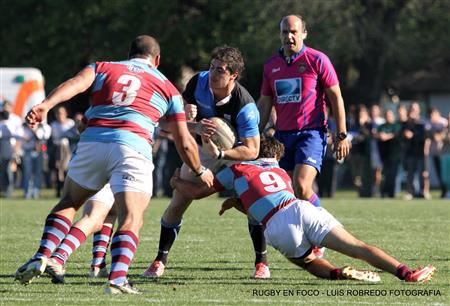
[210,117,237,150]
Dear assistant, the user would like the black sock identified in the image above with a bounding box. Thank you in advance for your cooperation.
[155,220,181,265]
[248,222,267,265]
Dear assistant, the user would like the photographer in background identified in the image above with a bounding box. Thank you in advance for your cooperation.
[0,100,24,197]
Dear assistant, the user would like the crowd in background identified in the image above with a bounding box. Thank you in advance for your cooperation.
[1,99,449,200]
[320,101,450,199]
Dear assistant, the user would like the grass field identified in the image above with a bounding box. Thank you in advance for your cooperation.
[0,191,449,305]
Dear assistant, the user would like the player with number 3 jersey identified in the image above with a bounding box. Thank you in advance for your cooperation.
[16,35,213,295]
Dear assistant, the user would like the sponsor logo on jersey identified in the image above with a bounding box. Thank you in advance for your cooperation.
[272,67,281,73]
[122,174,136,182]
[298,63,307,73]
[126,64,145,73]
[307,157,317,164]
[275,78,302,104]
[247,110,256,120]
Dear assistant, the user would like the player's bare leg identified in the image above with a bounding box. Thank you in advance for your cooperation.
[144,164,195,278]
[289,254,380,282]
[321,225,436,282]
[47,199,114,283]
[292,164,325,258]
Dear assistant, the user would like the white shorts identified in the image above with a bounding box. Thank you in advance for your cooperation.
[180,144,235,182]
[264,200,341,258]
[87,184,115,209]
[67,142,154,195]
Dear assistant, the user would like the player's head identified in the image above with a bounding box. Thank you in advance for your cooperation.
[128,35,161,67]
[259,137,285,161]
[280,15,307,56]
[209,46,244,90]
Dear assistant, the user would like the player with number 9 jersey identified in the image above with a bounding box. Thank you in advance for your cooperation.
[214,160,297,225]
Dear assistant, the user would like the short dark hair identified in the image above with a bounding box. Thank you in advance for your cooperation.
[128,35,160,59]
[258,137,285,160]
[210,46,245,79]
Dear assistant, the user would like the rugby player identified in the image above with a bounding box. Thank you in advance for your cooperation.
[15,35,214,294]
[143,46,270,279]
[171,137,436,283]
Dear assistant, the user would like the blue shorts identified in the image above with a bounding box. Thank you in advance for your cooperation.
[275,129,327,173]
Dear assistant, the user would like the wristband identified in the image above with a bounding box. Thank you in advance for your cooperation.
[217,150,224,160]
[194,165,207,177]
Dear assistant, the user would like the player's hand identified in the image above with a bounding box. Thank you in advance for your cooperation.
[201,136,220,158]
[197,167,214,187]
[334,138,351,161]
[195,119,216,139]
[184,104,197,121]
[25,103,50,128]
[219,198,240,216]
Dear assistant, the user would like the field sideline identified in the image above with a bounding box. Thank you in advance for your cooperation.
[0,191,449,305]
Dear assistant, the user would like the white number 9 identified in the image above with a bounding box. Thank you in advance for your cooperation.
[259,171,287,192]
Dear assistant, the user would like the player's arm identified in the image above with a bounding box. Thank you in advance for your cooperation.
[257,95,274,133]
[26,67,95,127]
[223,134,260,161]
[325,85,351,160]
[219,198,246,216]
[167,119,214,187]
[224,103,260,160]
[170,168,217,199]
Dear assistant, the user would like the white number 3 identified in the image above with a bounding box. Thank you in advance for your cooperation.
[112,75,141,106]
[259,171,287,192]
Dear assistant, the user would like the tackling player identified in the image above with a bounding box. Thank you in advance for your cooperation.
[15,35,214,294]
[143,46,270,279]
[171,137,436,283]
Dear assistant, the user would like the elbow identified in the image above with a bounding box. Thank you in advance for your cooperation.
[247,147,259,160]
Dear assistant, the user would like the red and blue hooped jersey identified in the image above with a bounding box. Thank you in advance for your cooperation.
[80,59,186,160]
[213,159,297,223]
[260,45,339,131]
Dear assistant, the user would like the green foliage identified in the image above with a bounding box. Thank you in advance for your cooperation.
[0,193,448,304]
[1,0,449,105]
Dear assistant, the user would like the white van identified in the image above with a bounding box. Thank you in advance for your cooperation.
[0,67,45,117]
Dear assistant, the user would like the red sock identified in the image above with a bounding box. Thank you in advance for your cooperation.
[330,268,343,280]
[108,231,138,286]
[52,227,87,265]
[396,264,412,280]
[34,214,72,259]
[91,224,113,269]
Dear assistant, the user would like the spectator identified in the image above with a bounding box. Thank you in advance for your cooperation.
[370,104,385,196]
[50,106,74,197]
[377,109,401,198]
[317,118,338,198]
[426,107,448,198]
[348,105,372,197]
[401,102,427,200]
[395,103,409,195]
[21,122,51,199]
[0,100,24,198]
[441,114,450,198]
